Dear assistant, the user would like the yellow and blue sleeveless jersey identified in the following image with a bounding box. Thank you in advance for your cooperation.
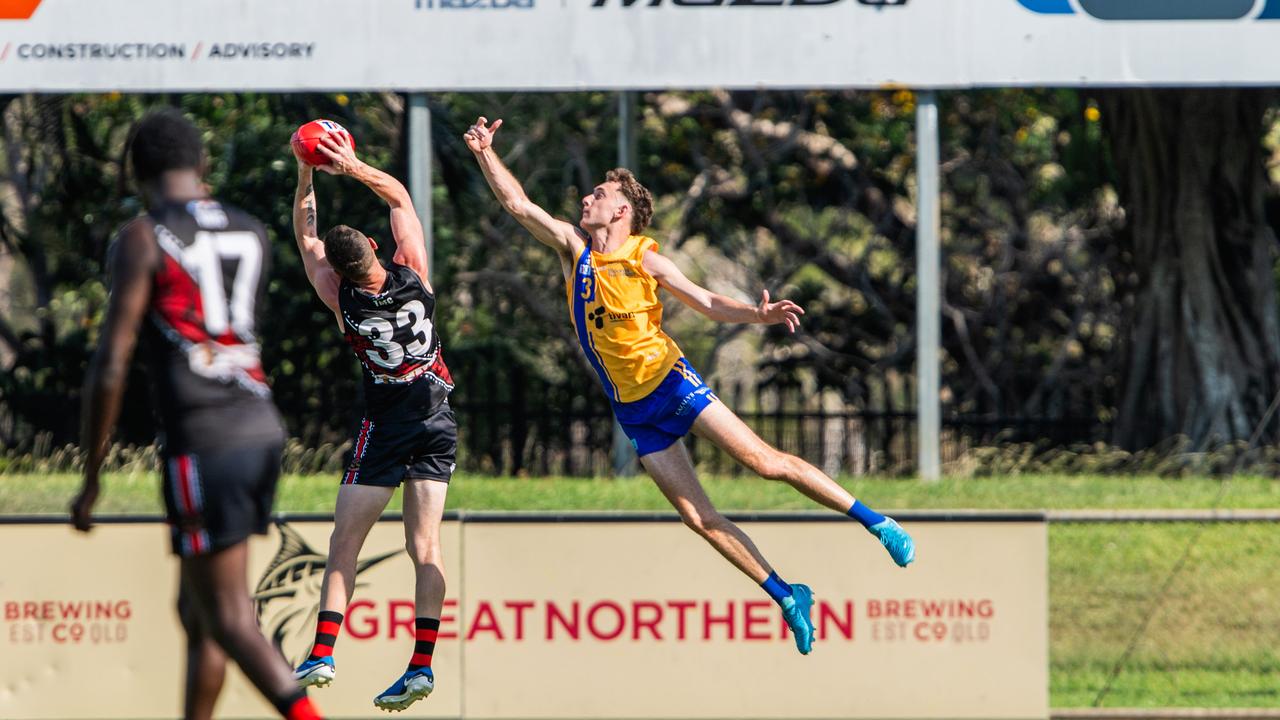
[566,235,683,403]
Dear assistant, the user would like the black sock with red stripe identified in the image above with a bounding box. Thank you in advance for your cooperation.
[307,611,343,662]
[406,617,440,672]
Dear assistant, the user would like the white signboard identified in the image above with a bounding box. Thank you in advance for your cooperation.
[0,514,1048,720]
[0,1,1277,93]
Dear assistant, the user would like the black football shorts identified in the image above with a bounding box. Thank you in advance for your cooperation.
[161,443,282,557]
[341,401,457,487]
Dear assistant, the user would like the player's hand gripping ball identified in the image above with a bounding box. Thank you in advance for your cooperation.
[291,119,355,167]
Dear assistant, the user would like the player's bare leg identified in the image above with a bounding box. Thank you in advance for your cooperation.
[321,485,397,612]
[692,401,915,567]
[692,402,855,511]
[640,440,816,653]
[181,544,321,719]
[372,478,449,712]
[640,440,772,581]
[294,484,396,687]
[403,479,449,618]
[178,585,226,720]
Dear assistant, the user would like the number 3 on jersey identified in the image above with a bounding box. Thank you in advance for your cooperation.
[357,299,433,369]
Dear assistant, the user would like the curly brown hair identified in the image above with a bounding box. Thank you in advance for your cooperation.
[605,167,653,235]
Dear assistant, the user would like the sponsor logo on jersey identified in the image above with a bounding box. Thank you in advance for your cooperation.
[187,200,229,230]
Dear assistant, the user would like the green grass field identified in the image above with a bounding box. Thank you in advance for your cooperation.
[4,472,1278,708]
[7,472,1280,515]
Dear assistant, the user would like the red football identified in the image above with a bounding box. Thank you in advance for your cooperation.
[290,119,355,166]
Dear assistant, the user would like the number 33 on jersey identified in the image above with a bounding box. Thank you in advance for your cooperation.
[338,263,454,421]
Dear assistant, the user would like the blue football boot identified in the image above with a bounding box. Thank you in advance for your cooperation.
[374,667,434,712]
[870,517,916,567]
[292,656,335,688]
[780,583,815,655]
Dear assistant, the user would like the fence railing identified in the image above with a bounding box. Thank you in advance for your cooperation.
[449,374,1104,477]
[0,356,1106,477]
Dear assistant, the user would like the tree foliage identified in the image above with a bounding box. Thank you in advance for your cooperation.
[1,88,1274,457]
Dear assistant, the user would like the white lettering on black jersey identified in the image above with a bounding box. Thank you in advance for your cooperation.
[338,262,453,421]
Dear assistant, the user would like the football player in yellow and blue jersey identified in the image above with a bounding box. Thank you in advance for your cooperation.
[465,116,914,655]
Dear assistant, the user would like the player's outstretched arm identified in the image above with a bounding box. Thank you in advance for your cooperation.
[642,250,805,332]
[314,134,431,287]
[71,221,158,532]
[463,116,584,260]
[292,153,341,313]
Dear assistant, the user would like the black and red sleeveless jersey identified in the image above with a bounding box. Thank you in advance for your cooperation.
[338,262,453,421]
[129,199,285,453]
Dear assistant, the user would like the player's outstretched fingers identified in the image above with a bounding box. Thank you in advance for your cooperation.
[313,155,340,175]
[318,135,345,154]
[316,139,340,160]
[315,137,355,174]
[780,300,804,318]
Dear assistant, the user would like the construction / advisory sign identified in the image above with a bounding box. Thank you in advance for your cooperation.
[3,0,1280,90]
[0,514,1047,719]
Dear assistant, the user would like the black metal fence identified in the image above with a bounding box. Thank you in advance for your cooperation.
[448,364,1105,477]
[0,358,1105,477]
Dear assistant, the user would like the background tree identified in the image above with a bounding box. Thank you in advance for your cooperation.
[1099,88,1280,449]
[2,88,1275,467]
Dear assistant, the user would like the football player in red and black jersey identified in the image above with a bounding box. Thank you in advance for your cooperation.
[70,108,322,720]
[287,131,454,712]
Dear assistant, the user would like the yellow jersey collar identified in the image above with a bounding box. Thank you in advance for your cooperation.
[591,233,649,262]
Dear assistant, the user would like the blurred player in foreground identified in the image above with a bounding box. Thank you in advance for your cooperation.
[70,108,322,720]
